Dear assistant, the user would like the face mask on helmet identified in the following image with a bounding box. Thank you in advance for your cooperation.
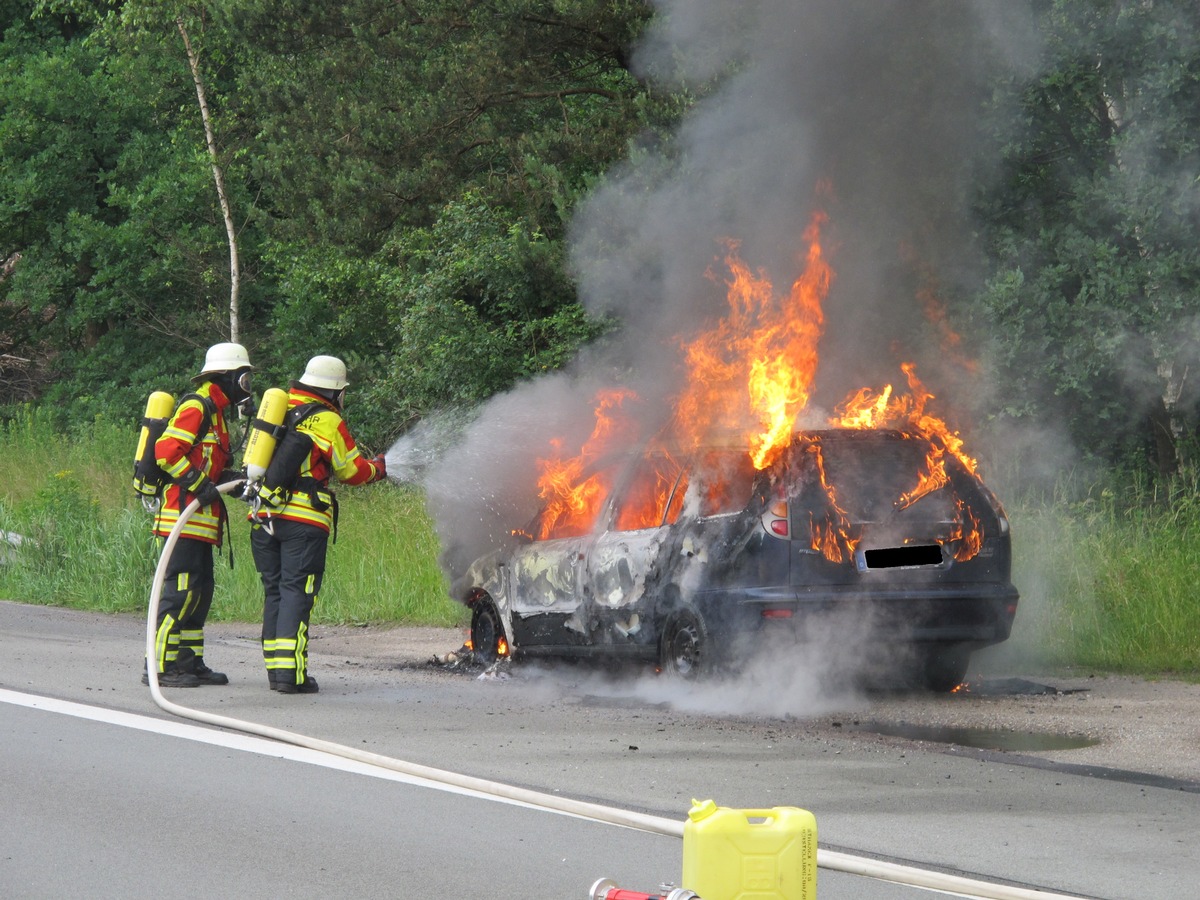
[306,384,346,410]
[216,368,254,409]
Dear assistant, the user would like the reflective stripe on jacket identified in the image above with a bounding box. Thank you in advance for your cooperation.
[153,382,232,543]
[251,387,382,533]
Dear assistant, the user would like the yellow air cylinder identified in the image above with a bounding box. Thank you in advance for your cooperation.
[134,391,175,469]
[682,799,817,900]
[243,387,289,482]
[133,390,176,499]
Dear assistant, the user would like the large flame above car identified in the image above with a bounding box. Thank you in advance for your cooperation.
[675,210,831,470]
[533,207,986,560]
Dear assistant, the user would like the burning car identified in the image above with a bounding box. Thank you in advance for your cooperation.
[449,213,1018,691]
[455,426,1017,692]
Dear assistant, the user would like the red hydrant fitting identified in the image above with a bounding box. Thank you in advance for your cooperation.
[588,878,700,900]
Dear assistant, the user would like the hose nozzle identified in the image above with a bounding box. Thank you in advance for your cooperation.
[589,878,700,900]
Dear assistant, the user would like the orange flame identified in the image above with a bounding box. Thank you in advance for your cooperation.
[534,388,638,540]
[948,496,984,562]
[526,198,986,562]
[796,436,859,562]
[675,210,832,469]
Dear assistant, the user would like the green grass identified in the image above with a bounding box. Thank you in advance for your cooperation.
[1004,480,1200,678]
[0,405,466,629]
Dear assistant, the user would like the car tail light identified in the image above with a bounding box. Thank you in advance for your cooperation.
[761,608,793,619]
[762,498,789,538]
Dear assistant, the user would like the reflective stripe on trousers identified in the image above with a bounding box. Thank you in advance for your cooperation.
[253,519,326,686]
[150,538,215,673]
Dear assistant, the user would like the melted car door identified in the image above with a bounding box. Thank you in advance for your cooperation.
[583,452,687,641]
[506,468,615,647]
[507,534,591,645]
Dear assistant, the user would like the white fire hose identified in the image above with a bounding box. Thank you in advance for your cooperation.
[147,483,1082,900]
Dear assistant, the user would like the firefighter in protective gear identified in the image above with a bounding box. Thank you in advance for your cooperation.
[145,341,254,688]
[248,355,386,694]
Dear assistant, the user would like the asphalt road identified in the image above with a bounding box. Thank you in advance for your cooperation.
[1,601,1197,899]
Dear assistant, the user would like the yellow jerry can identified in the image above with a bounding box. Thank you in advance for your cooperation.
[682,799,817,900]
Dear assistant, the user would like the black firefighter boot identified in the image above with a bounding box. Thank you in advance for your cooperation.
[276,673,319,695]
[177,648,229,685]
[142,660,200,688]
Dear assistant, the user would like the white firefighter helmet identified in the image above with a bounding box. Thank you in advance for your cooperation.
[299,355,349,391]
[196,342,253,378]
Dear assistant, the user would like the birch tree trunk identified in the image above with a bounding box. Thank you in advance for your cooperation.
[177,16,241,343]
[1100,8,1187,475]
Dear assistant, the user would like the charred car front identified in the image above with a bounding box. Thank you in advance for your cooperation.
[455,429,1018,691]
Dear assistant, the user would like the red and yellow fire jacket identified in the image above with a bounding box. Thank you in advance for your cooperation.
[250,386,384,534]
[154,382,233,543]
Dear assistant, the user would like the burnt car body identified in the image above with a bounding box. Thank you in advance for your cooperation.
[456,429,1018,691]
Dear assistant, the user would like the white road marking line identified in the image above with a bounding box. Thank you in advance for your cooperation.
[0,688,572,814]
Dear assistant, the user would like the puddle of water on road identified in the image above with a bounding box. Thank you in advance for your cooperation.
[856,721,1098,752]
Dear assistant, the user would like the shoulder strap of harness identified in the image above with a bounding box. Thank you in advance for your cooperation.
[286,401,325,429]
[179,391,218,443]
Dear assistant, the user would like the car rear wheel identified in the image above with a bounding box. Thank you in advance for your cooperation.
[920,645,971,693]
[659,607,711,679]
[470,598,505,664]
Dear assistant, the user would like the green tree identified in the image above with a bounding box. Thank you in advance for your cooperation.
[219,0,654,249]
[2,0,660,433]
[979,0,1200,477]
[271,194,615,447]
[1,1,263,417]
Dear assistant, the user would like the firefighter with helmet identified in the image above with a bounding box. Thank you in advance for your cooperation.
[146,341,254,687]
[249,355,386,694]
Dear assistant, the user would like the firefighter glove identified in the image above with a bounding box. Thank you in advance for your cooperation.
[372,454,387,481]
[183,471,222,508]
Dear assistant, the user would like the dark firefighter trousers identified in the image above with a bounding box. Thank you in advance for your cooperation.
[153,536,215,674]
[251,517,327,687]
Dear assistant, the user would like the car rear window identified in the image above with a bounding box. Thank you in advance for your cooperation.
[795,434,953,520]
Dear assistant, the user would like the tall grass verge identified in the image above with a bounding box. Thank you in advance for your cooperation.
[0,405,465,628]
[1006,477,1200,678]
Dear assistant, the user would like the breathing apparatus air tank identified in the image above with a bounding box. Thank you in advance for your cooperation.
[242,387,289,484]
[133,391,176,501]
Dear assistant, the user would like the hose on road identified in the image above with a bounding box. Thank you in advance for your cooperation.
[145,482,1082,900]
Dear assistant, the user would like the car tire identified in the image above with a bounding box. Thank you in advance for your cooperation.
[920,645,971,693]
[659,606,711,679]
[470,598,505,664]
